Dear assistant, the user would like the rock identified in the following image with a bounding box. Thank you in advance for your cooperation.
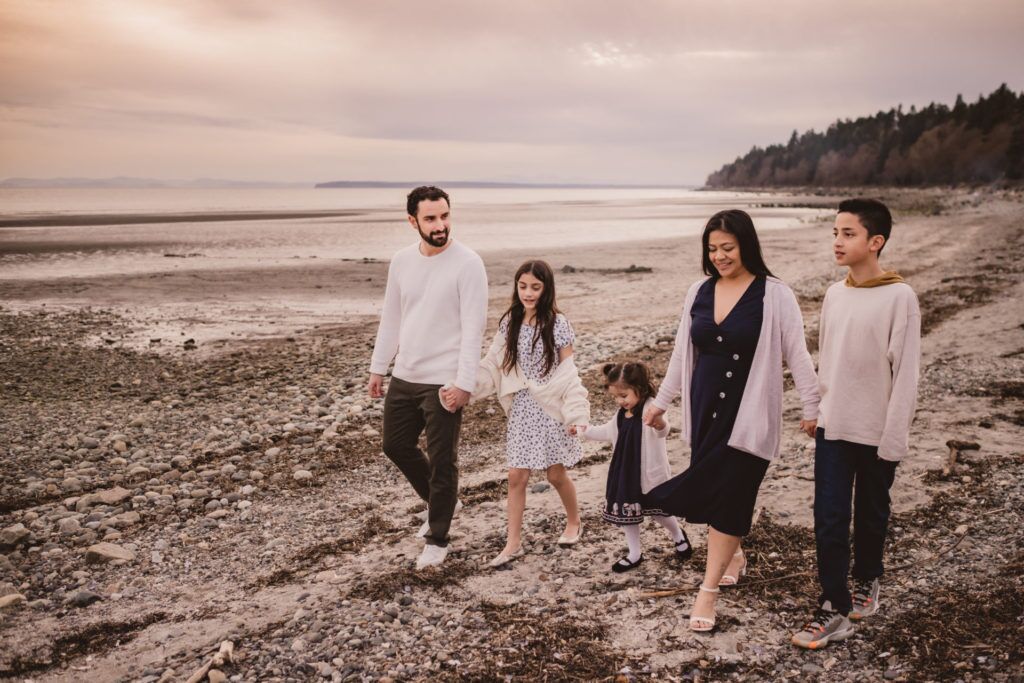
[265,447,282,458]
[530,483,551,493]
[0,523,30,551]
[801,663,824,674]
[109,511,141,528]
[293,470,313,482]
[69,589,102,607]
[0,593,26,609]
[61,477,84,492]
[76,486,132,512]
[207,670,227,683]
[85,542,136,564]
[58,517,82,535]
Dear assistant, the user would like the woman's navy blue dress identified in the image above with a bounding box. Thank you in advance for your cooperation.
[642,276,769,537]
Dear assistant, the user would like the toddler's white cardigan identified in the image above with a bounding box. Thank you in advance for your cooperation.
[469,333,591,427]
[581,399,672,494]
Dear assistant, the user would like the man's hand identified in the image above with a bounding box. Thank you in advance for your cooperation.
[800,419,817,438]
[368,373,385,399]
[440,386,471,412]
[568,425,587,437]
[643,403,666,427]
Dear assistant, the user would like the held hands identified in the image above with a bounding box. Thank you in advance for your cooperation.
[643,403,666,427]
[799,419,817,438]
[568,425,588,437]
[368,373,385,399]
[440,386,471,412]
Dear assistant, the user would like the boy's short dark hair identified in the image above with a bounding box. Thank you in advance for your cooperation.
[838,198,893,253]
[407,185,450,217]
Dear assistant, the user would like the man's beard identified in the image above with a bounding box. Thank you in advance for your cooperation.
[417,223,449,247]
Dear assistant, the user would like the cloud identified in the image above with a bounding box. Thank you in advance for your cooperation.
[1,0,1022,184]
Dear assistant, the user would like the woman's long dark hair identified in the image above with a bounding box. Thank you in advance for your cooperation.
[602,362,657,405]
[701,209,774,279]
[501,260,560,376]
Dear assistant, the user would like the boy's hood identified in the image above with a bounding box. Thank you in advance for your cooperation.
[844,271,905,288]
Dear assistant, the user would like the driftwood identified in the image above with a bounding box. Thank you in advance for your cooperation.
[943,439,980,476]
[184,640,234,683]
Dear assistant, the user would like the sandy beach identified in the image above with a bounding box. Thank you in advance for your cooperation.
[1,189,1022,681]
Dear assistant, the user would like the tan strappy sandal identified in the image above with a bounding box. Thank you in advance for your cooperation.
[689,584,720,632]
[719,550,747,587]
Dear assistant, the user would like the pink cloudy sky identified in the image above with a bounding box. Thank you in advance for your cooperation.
[1,0,1022,185]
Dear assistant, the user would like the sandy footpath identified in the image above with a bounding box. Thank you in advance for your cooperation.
[0,190,1022,682]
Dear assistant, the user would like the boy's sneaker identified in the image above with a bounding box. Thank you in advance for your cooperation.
[415,543,448,570]
[849,579,880,620]
[791,601,856,650]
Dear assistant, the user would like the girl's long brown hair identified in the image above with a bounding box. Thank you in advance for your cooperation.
[501,260,560,376]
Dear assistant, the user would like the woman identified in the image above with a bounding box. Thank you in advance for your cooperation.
[642,209,819,631]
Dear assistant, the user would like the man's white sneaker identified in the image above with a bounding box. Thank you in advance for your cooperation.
[415,500,464,537]
[416,544,448,570]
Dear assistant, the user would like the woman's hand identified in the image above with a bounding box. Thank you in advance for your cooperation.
[568,425,587,436]
[643,404,666,427]
[800,419,817,438]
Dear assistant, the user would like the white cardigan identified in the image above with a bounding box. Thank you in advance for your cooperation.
[653,276,819,462]
[581,399,672,494]
[470,333,591,427]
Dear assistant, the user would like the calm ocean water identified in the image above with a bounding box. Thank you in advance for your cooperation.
[0,187,825,280]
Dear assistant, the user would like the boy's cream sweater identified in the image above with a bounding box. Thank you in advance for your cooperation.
[818,278,921,461]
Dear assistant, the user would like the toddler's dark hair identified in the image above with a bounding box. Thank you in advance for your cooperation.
[602,362,657,404]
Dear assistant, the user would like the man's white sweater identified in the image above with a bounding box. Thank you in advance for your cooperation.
[369,239,488,392]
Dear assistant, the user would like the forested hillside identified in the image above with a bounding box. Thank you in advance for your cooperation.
[706,85,1024,187]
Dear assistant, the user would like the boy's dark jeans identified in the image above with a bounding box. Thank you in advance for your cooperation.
[814,428,898,615]
[382,377,462,548]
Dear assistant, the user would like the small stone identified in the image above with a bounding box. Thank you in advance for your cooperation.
[85,542,136,564]
[293,470,313,482]
[0,523,30,550]
[58,517,82,535]
[0,593,26,609]
[265,447,282,458]
[529,482,551,493]
[69,589,102,607]
[207,670,227,683]
[109,511,141,528]
[801,663,823,674]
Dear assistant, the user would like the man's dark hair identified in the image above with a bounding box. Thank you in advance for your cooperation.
[407,185,450,217]
[838,198,893,253]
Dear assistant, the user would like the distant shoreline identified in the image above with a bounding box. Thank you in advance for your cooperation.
[0,210,370,229]
[314,180,687,190]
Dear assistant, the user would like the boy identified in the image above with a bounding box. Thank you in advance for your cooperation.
[792,198,921,649]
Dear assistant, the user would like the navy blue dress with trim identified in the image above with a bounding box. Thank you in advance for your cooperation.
[602,405,671,526]
[642,276,769,537]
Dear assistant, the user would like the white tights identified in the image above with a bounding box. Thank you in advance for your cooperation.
[623,516,686,562]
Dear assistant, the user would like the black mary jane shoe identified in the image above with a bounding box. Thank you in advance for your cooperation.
[674,536,694,562]
[611,554,644,573]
